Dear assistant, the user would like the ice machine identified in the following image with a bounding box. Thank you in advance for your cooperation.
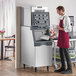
[20,6,53,72]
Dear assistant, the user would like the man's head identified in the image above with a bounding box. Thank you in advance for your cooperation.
[56,6,65,15]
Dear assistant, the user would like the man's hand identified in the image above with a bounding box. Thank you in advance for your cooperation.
[56,26,61,30]
[49,36,54,39]
[56,25,64,31]
[49,33,56,39]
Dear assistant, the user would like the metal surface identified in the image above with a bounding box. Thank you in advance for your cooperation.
[21,26,53,67]
[35,45,52,67]
[20,6,53,70]
[31,7,52,46]
[21,26,35,66]
[69,16,74,38]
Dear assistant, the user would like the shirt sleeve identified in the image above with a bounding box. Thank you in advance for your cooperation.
[57,16,60,25]
[63,16,72,32]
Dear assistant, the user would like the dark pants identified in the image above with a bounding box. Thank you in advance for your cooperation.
[59,48,72,70]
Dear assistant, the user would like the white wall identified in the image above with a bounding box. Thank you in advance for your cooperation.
[16,0,76,31]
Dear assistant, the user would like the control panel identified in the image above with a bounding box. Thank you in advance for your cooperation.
[31,12,50,26]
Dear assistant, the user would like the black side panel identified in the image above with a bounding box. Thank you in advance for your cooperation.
[20,7,24,26]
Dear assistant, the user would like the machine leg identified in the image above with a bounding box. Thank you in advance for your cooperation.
[47,66,49,71]
[54,64,58,69]
[23,64,26,69]
[53,43,57,70]
[35,67,37,72]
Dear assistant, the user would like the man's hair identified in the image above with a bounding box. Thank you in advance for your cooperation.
[56,6,65,12]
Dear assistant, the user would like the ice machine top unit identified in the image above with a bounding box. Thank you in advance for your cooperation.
[31,6,52,46]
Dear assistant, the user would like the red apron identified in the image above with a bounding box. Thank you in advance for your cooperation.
[57,19,69,48]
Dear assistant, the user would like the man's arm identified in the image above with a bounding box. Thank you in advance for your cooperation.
[56,26,64,31]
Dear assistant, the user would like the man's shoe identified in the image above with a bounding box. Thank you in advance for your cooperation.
[61,70,72,74]
[54,68,65,73]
